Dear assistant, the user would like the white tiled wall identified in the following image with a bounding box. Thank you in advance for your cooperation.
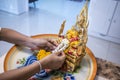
[87,36,109,60]
[106,42,120,64]
[0,0,28,15]
[87,35,120,65]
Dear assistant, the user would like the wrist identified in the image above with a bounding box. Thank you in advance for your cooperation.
[24,37,36,49]
[39,59,48,69]
[35,61,42,71]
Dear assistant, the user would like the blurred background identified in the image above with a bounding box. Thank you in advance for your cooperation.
[0,0,120,79]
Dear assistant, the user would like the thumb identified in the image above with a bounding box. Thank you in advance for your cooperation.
[58,52,66,59]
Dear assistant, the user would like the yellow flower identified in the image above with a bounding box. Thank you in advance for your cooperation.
[37,49,51,60]
[70,41,80,48]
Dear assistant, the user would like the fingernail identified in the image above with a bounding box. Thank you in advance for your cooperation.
[53,46,56,49]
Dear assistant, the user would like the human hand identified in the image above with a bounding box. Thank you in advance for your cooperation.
[28,38,57,51]
[40,52,66,70]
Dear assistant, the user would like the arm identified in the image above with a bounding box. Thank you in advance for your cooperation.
[0,28,56,50]
[0,52,65,80]
[0,61,40,80]
[0,28,66,80]
[0,28,31,46]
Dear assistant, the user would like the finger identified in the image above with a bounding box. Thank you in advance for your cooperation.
[57,52,66,59]
[60,52,66,58]
[47,42,56,50]
[47,38,57,46]
[30,46,39,51]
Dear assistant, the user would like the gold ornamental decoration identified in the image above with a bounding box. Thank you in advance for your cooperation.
[56,1,89,72]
